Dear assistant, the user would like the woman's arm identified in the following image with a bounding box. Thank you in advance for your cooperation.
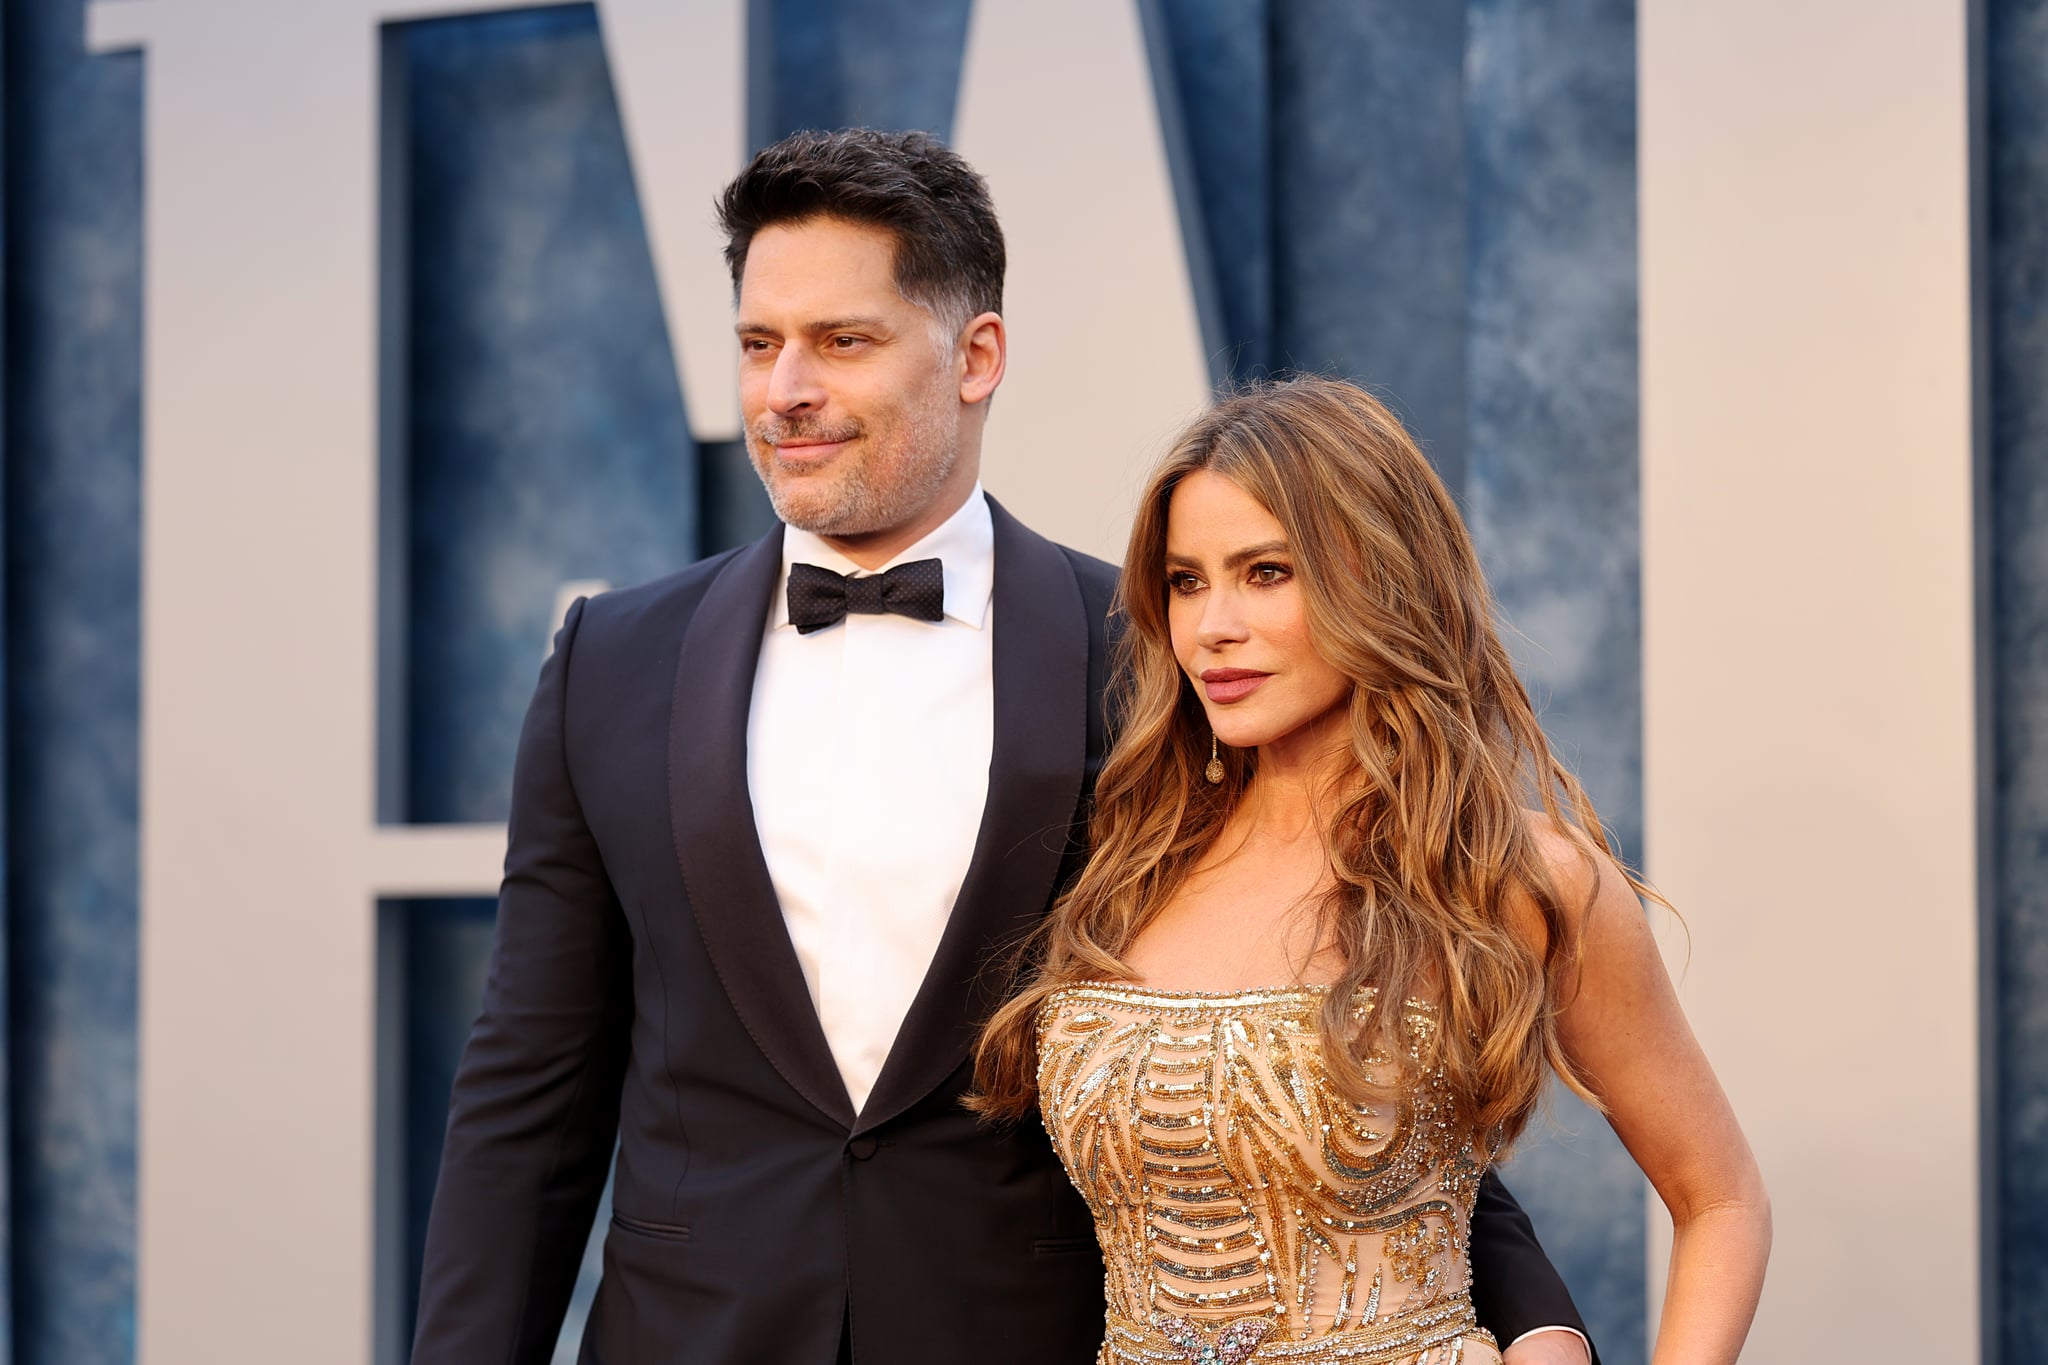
[1532,824,1771,1365]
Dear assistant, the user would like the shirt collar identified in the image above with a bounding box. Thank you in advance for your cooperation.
[772,485,996,631]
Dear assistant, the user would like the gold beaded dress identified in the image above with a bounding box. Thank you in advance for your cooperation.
[1036,982,1502,1365]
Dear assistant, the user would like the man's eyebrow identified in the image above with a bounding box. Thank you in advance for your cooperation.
[1163,540,1291,572]
[801,315,891,335]
[735,315,892,334]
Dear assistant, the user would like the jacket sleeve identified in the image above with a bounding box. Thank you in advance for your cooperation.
[411,597,635,1364]
[1468,1169,1599,1363]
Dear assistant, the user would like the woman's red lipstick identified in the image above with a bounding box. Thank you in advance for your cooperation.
[1200,668,1269,704]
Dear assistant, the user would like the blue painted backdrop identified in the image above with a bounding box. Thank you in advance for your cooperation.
[0,1,1657,1360]
[1989,0,2048,1358]
[5,0,142,1360]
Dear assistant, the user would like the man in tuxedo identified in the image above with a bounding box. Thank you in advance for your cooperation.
[412,128,1595,1365]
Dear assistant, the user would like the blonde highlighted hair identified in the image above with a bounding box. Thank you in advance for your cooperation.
[973,375,1653,1152]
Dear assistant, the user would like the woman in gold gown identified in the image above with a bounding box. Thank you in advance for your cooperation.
[975,378,1770,1365]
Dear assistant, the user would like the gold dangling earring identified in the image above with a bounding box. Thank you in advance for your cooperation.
[1205,732,1225,785]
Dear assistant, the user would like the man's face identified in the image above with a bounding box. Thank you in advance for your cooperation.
[736,217,966,542]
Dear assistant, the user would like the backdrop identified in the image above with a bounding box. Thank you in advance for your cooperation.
[0,0,2036,1361]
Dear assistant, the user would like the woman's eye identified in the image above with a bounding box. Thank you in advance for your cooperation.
[1251,562,1291,585]
[1167,573,1203,596]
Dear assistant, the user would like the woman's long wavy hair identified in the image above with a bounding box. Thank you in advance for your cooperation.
[972,376,1654,1152]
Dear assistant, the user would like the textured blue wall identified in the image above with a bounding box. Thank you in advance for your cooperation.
[3,0,141,1360]
[398,4,699,828]
[0,6,10,1348]
[1149,4,1472,484]
[1270,1,1471,490]
[1989,0,2048,1355]
[1147,0,1271,378]
[759,0,968,141]
[397,897,496,1340]
[1461,4,1644,1357]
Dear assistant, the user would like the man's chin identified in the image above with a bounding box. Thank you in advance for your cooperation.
[765,483,869,537]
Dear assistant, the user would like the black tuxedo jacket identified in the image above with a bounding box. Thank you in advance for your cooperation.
[411,500,1592,1365]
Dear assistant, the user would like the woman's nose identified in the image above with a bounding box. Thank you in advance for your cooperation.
[1196,589,1249,649]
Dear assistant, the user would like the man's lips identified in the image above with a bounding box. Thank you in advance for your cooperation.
[772,438,850,462]
[1200,668,1270,704]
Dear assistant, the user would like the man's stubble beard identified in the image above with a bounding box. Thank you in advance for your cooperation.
[749,396,963,540]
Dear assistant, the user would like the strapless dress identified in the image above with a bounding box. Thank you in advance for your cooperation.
[1037,982,1501,1365]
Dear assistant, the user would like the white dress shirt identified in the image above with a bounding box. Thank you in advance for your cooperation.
[747,487,996,1114]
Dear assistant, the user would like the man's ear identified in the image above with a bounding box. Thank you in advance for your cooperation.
[957,311,1006,405]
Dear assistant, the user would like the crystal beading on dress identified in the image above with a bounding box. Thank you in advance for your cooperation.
[1037,982,1502,1365]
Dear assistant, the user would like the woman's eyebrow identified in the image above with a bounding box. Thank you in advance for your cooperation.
[1221,540,1289,570]
[1163,540,1290,572]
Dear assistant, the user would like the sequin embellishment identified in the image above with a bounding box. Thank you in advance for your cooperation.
[1037,983,1499,1364]
[1156,1312,1274,1364]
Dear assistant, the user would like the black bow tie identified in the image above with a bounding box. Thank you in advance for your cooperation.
[787,558,946,634]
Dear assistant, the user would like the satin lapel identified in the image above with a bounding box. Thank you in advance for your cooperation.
[668,527,856,1130]
[854,500,1093,1134]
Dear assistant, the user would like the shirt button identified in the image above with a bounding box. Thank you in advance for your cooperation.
[847,1136,879,1161]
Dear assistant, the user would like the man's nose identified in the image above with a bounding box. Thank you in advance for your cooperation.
[767,344,826,414]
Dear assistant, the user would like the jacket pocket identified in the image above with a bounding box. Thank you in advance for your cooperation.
[610,1211,692,1243]
[1030,1235,1098,1257]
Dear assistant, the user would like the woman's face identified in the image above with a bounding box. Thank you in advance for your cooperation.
[1164,470,1352,759]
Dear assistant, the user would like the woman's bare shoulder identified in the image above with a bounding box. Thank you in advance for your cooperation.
[1507,807,1634,945]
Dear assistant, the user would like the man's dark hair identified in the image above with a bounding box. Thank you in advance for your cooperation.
[717,128,1005,337]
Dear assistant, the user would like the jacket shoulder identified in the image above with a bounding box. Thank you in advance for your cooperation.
[1056,545,1119,620]
[541,544,759,701]
[573,544,748,638]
